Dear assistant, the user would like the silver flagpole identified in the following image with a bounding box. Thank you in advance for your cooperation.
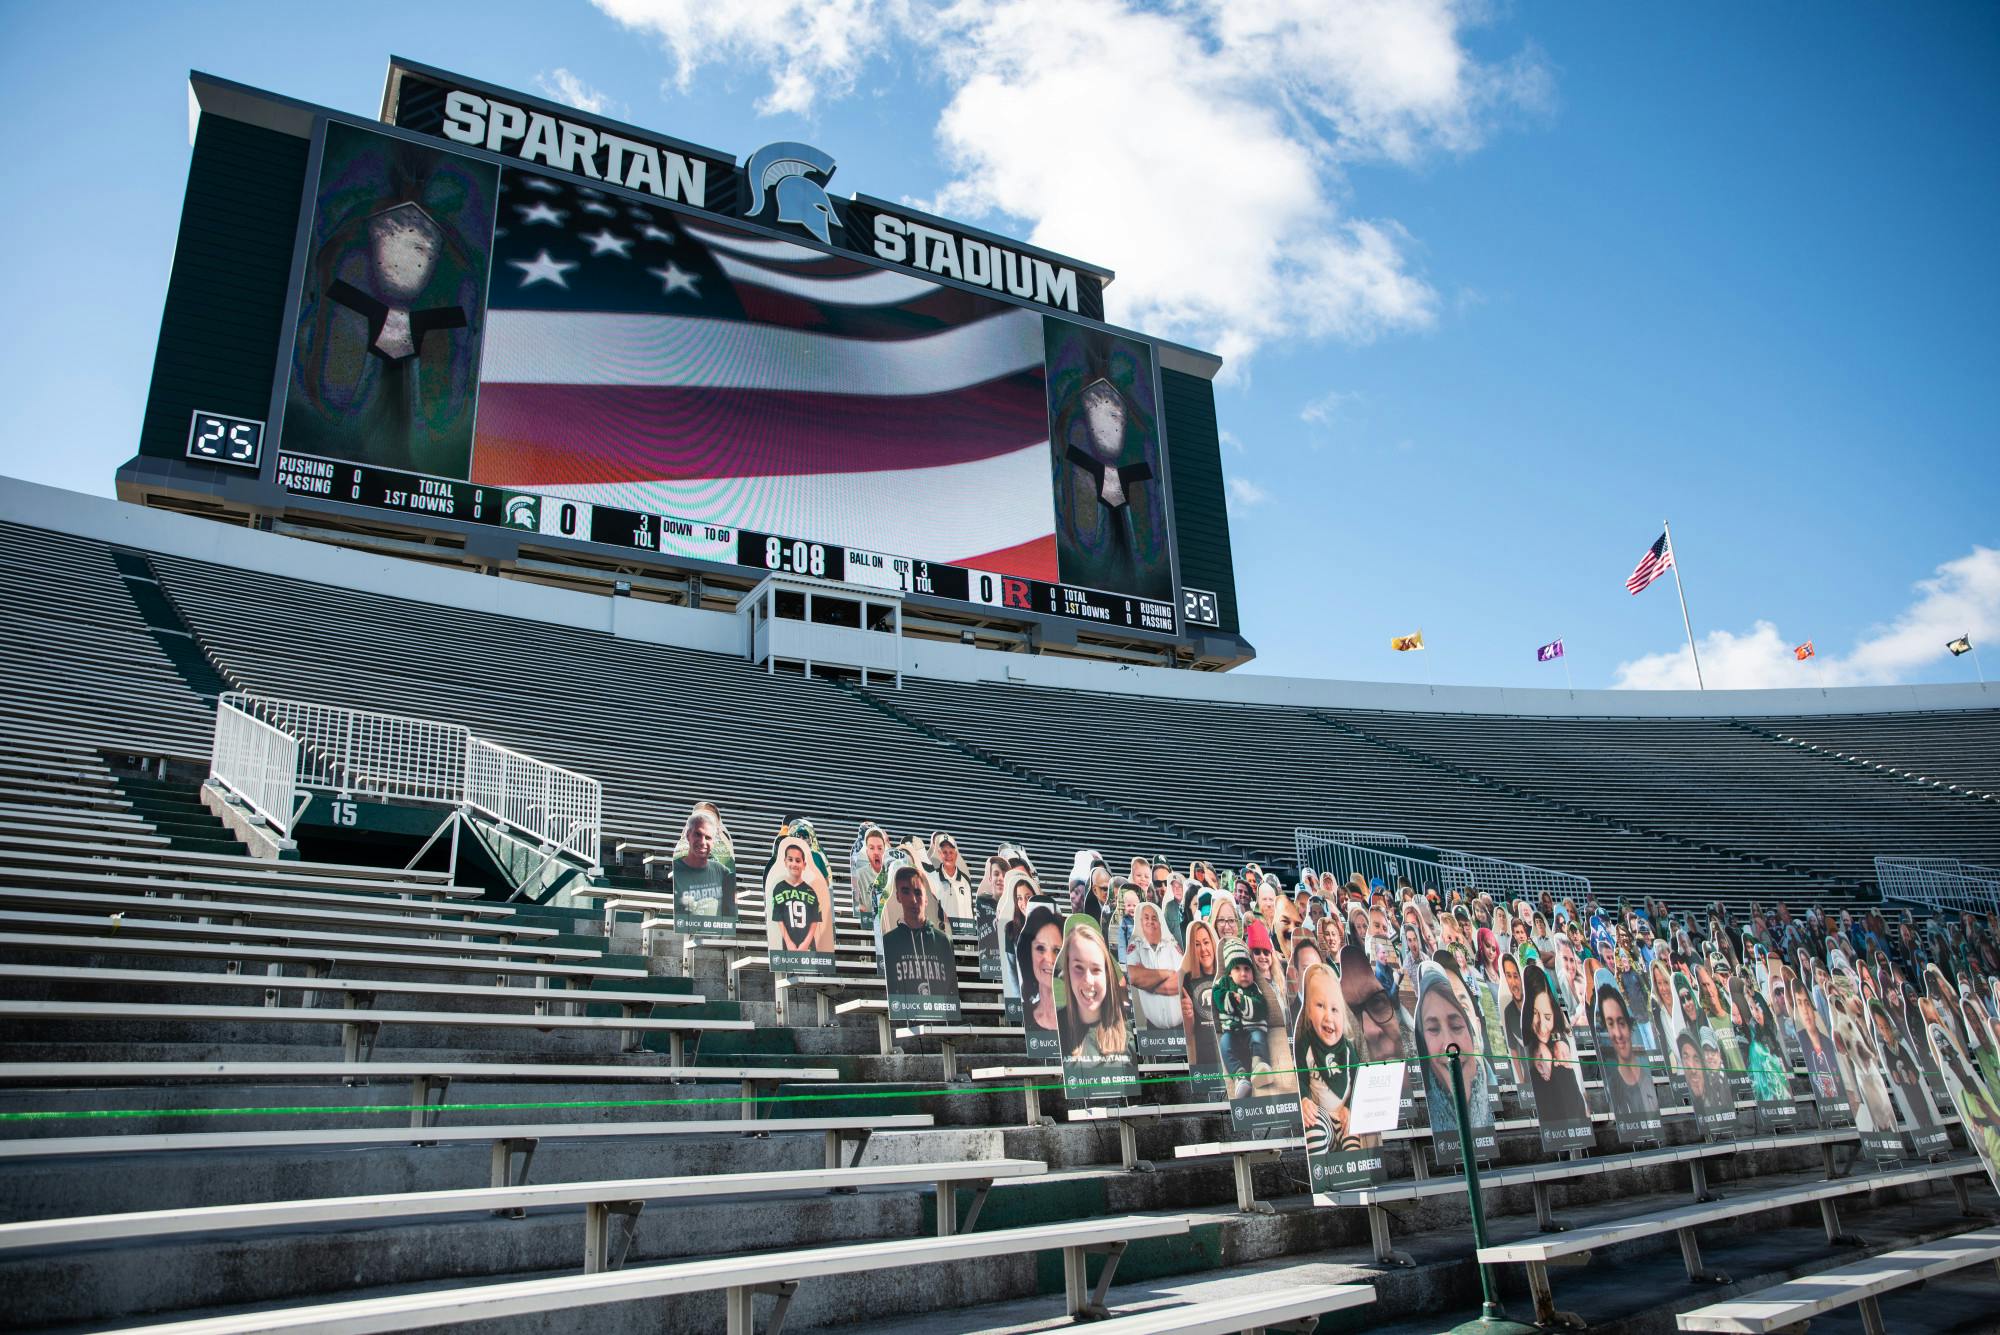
[1663,519,1704,690]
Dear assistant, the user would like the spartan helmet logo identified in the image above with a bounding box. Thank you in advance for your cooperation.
[742,141,842,246]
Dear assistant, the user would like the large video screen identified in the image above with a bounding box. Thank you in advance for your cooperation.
[277,120,1176,632]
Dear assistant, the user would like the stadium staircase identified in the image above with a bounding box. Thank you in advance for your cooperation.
[105,770,244,856]
[106,549,233,704]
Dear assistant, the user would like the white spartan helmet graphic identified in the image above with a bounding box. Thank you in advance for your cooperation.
[743,142,842,246]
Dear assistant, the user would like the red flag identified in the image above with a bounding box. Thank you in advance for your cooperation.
[1794,641,1814,662]
[1626,532,1673,595]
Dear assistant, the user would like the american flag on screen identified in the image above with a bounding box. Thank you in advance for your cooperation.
[471,170,1059,581]
[1625,532,1674,595]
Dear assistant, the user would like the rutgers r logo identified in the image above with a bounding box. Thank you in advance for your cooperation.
[1003,578,1032,609]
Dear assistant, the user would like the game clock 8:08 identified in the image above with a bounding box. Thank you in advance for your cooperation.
[740,532,843,581]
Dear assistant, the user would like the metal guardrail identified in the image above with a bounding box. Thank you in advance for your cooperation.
[226,694,465,807]
[1294,826,1589,904]
[1436,847,1592,905]
[466,736,601,866]
[1875,855,2000,917]
[1294,828,1472,896]
[210,693,600,865]
[1302,828,1413,849]
[209,699,302,833]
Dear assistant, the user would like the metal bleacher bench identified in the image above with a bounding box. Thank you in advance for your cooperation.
[1071,1099,1233,1171]
[0,930,648,987]
[1478,1157,1989,1327]
[0,850,478,900]
[1169,1118,1866,1227]
[892,1023,1021,1079]
[0,887,554,944]
[771,968,1000,1023]
[0,961,704,1017]
[100,1213,1196,1334]
[1677,1224,2000,1334]
[0,999,748,1064]
[0,833,467,887]
[0,1060,838,1124]
[0,908,587,959]
[0,862,502,920]
[0,1158,1050,1269]
[970,1061,1189,1127]
[1325,1127,1860,1266]
[835,995,1005,1054]
[1072,1283,1375,1335]
[0,815,166,844]
[0,1114,933,1179]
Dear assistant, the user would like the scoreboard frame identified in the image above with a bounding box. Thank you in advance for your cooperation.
[118,63,1252,665]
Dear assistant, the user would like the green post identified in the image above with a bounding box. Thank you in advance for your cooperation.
[1445,1044,1536,1334]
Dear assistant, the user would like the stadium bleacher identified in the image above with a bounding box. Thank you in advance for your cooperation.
[3,516,1989,910]
[3,502,1999,1334]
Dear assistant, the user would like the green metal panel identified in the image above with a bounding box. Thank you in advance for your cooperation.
[1161,368,1241,635]
[135,115,309,460]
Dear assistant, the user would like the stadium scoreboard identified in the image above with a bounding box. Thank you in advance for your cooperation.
[119,60,1248,661]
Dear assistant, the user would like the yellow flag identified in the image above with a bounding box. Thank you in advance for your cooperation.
[1390,630,1425,652]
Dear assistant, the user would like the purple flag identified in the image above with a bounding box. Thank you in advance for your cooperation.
[1537,638,1564,662]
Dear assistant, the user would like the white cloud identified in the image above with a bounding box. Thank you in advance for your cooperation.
[1300,389,1360,426]
[589,0,899,115]
[536,68,617,115]
[1219,428,1245,453]
[1611,547,2000,690]
[1611,621,1798,692]
[918,1,1486,369]
[1226,476,1270,508]
[590,0,1544,367]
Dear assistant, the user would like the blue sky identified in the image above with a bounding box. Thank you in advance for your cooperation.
[1,1,1994,690]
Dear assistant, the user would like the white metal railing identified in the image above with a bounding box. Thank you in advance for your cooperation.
[1437,847,1593,905]
[227,694,467,805]
[466,736,601,865]
[1304,828,1414,849]
[1294,828,1473,897]
[1294,825,1589,905]
[210,693,600,864]
[1875,855,2000,918]
[210,698,303,832]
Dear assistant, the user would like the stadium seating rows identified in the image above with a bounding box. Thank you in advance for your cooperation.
[1,723,1994,1332]
[2,513,1999,1331]
[5,518,1995,911]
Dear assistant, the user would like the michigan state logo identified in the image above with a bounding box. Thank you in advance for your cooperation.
[503,495,539,530]
[742,142,841,246]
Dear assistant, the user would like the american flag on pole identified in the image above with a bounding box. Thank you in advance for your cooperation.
[1536,638,1564,662]
[1625,532,1674,595]
[470,168,1059,580]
